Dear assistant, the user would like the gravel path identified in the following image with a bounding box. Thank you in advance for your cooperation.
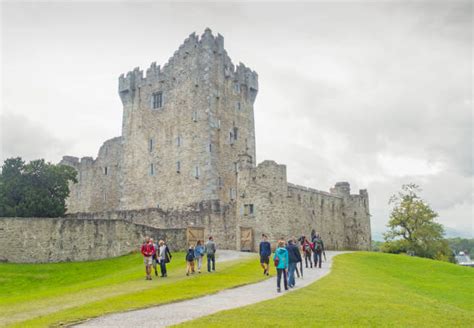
[75,251,344,328]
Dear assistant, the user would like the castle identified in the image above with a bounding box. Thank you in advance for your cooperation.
[60,29,371,251]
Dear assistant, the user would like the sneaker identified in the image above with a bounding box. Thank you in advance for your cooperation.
[198,271,201,274]
[263,269,267,275]
[186,273,189,276]
[277,288,281,293]
[266,272,269,276]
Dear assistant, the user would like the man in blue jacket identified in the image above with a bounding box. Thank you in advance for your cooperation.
[286,237,302,288]
[259,234,271,276]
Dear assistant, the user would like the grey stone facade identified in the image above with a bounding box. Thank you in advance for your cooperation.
[58,29,371,254]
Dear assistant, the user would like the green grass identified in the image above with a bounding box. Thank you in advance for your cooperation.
[176,252,474,328]
[0,252,270,327]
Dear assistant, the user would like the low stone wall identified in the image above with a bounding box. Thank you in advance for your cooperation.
[0,217,186,263]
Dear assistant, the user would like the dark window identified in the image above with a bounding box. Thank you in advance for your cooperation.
[176,161,181,173]
[150,163,154,176]
[244,204,254,215]
[104,167,108,175]
[152,92,163,109]
[233,127,238,140]
[149,139,153,152]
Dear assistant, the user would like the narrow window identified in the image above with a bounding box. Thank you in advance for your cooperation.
[150,163,155,176]
[234,162,238,173]
[236,101,241,111]
[104,167,108,175]
[234,82,240,93]
[149,138,153,152]
[218,176,222,188]
[103,191,107,202]
[152,92,163,109]
[233,127,238,140]
[192,111,198,122]
[229,132,234,145]
[176,161,181,173]
[194,166,200,179]
[209,143,212,152]
[244,204,254,215]
[229,188,236,200]
[176,136,181,147]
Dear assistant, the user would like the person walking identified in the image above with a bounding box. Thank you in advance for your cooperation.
[158,240,172,277]
[205,236,217,272]
[140,237,155,280]
[259,234,271,276]
[302,236,313,268]
[273,240,289,293]
[312,234,325,268]
[186,246,195,276]
[286,238,302,288]
[194,240,205,273]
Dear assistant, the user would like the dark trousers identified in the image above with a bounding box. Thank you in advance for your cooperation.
[160,261,167,276]
[305,252,313,268]
[314,251,322,268]
[207,254,215,272]
[277,268,288,290]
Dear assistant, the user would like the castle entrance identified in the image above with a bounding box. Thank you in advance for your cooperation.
[186,227,204,247]
[240,227,254,252]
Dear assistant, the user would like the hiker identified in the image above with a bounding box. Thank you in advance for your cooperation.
[150,238,159,276]
[205,236,217,272]
[186,246,195,276]
[302,236,313,268]
[259,234,271,276]
[313,234,325,268]
[194,240,205,273]
[158,240,172,277]
[140,237,155,280]
[273,240,289,293]
[286,238,302,288]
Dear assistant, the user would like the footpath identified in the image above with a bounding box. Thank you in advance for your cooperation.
[75,250,344,327]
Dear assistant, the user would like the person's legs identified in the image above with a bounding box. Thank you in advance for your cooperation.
[313,252,318,268]
[288,263,295,287]
[276,268,282,291]
[283,269,288,290]
[318,252,322,268]
[299,261,303,278]
[160,261,167,277]
[198,256,202,272]
[211,254,215,271]
[152,258,158,276]
[207,255,211,272]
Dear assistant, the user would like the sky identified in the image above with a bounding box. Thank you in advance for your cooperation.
[1,1,472,239]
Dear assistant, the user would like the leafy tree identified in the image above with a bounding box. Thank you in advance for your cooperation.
[0,157,77,217]
[447,238,474,256]
[382,184,453,262]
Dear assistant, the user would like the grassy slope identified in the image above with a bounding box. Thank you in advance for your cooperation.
[0,252,270,327]
[176,252,474,328]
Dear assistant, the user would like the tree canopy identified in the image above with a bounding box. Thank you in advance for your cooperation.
[0,157,77,217]
[382,184,453,262]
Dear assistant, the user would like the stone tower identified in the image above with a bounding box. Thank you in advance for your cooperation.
[117,28,258,210]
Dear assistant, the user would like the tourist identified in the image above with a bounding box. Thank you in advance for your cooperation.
[158,240,172,277]
[259,234,271,276]
[194,240,205,273]
[140,237,155,280]
[273,240,289,293]
[150,238,159,276]
[286,238,301,288]
[186,246,195,276]
[313,234,325,268]
[205,236,217,272]
[302,236,313,268]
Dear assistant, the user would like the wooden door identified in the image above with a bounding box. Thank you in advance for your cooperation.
[240,227,253,251]
[186,227,204,247]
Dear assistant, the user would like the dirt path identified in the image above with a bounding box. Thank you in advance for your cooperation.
[75,251,344,327]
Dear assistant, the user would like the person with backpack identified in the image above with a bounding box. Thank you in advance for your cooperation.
[286,238,302,288]
[205,236,217,272]
[186,246,195,276]
[140,237,155,280]
[273,240,289,293]
[312,234,325,268]
[158,240,172,277]
[302,236,313,268]
[194,240,205,273]
[259,234,271,276]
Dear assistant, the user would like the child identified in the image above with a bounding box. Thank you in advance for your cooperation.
[186,246,195,276]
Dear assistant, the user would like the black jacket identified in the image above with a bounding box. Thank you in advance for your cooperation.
[286,243,302,264]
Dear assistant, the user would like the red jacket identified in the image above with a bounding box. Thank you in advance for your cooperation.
[302,241,313,253]
[141,243,155,257]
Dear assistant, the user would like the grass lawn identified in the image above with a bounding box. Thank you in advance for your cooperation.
[0,252,269,327]
[176,252,474,328]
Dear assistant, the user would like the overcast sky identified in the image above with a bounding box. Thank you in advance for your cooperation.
[1,1,472,239]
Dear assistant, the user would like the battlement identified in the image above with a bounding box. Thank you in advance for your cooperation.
[118,28,258,96]
[287,183,341,198]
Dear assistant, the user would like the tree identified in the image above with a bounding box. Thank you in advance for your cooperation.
[0,157,77,217]
[382,184,453,262]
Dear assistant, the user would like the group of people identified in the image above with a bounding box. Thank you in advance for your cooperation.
[141,238,172,280]
[141,236,218,280]
[259,230,325,292]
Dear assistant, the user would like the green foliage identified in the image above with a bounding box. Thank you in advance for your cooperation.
[0,252,269,327]
[371,240,384,251]
[383,184,453,262]
[177,253,474,328]
[0,157,77,217]
[447,238,474,256]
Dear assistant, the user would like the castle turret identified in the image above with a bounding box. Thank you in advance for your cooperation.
[331,181,351,197]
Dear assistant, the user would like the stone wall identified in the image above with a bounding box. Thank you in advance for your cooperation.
[0,217,186,263]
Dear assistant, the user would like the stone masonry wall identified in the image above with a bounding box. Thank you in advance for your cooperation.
[0,217,186,263]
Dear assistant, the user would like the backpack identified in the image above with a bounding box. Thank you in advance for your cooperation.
[186,251,194,262]
[304,243,311,254]
[313,239,322,251]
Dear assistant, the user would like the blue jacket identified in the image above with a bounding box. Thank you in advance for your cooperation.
[259,241,271,257]
[194,245,205,258]
[273,247,289,269]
